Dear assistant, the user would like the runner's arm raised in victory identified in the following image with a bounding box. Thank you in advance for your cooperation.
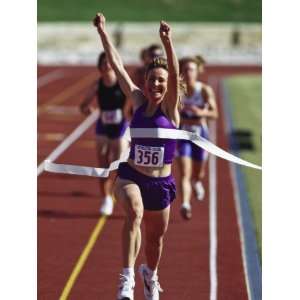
[93,13,145,110]
[159,21,180,125]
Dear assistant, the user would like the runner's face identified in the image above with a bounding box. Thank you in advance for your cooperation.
[182,62,198,85]
[145,68,168,103]
[99,57,113,73]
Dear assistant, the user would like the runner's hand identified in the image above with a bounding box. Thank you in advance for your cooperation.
[159,21,171,44]
[80,103,92,115]
[93,13,106,33]
[188,105,210,117]
[186,105,201,113]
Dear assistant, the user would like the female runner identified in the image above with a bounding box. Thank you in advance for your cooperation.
[93,13,180,300]
[177,55,218,220]
[80,52,131,216]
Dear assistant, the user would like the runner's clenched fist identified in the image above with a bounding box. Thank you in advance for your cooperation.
[93,13,106,33]
[159,21,172,44]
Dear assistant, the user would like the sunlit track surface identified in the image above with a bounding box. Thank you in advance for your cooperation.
[37,65,261,300]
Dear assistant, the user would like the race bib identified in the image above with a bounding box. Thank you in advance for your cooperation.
[181,124,200,134]
[134,145,164,167]
[101,109,122,124]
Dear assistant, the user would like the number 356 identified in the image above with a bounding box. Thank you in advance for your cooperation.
[136,150,159,165]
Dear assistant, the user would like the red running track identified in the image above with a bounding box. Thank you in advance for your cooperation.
[38,65,261,300]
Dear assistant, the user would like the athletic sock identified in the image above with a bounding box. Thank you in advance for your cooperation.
[194,180,203,189]
[182,201,191,210]
[104,195,112,202]
[145,265,157,277]
[122,267,135,277]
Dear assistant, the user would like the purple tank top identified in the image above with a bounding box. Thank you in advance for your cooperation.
[129,102,177,166]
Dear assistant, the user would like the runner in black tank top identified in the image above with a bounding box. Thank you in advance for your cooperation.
[80,52,131,216]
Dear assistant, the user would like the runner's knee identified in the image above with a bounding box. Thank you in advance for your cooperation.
[115,185,143,228]
[127,207,143,229]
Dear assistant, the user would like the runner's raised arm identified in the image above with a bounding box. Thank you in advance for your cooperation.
[159,21,180,121]
[93,13,145,109]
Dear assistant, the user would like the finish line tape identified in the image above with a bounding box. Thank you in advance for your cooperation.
[44,127,261,178]
[37,109,100,176]
[130,128,261,170]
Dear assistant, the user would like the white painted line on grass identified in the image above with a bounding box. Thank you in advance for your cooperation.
[37,69,64,88]
[37,109,99,176]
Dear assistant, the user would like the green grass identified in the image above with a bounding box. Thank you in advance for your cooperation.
[38,0,261,22]
[225,75,262,258]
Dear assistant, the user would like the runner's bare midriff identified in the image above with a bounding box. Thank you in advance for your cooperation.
[128,158,172,178]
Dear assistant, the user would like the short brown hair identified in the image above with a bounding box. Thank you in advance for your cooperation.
[145,57,168,77]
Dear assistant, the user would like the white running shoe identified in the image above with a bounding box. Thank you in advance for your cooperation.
[99,196,113,216]
[194,181,205,201]
[117,274,135,300]
[180,202,192,220]
[139,264,163,300]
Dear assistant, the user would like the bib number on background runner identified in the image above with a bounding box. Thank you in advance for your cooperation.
[134,145,164,167]
[101,109,122,124]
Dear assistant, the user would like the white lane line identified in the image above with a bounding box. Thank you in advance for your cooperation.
[209,119,218,300]
[208,76,218,300]
[43,105,80,116]
[229,163,252,299]
[37,69,64,88]
[220,79,251,298]
[37,109,99,176]
[221,80,256,300]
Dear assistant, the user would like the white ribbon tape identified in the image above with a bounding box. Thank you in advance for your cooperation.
[44,149,130,178]
[129,128,261,170]
[43,126,261,178]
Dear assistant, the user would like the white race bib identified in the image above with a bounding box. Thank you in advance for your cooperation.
[134,145,164,167]
[101,109,122,124]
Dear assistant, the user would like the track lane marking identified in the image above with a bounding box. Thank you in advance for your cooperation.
[59,214,110,300]
[37,67,107,299]
[221,79,261,300]
[38,133,95,147]
[37,109,99,176]
[209,119,217,300]
[38,69,64,88]
[38,71,97,115]
[220,78,251,299]
[208,76,218,300]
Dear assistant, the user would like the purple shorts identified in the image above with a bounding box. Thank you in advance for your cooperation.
[117,162,176,211]
[95,118,128,139]
[177,125,209,161]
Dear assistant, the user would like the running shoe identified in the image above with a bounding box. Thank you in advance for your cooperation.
[99,196,113,216]
[194,181,205,201]
[139,264,163,300]
[180,202,192,220]
[117,273,135,300]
